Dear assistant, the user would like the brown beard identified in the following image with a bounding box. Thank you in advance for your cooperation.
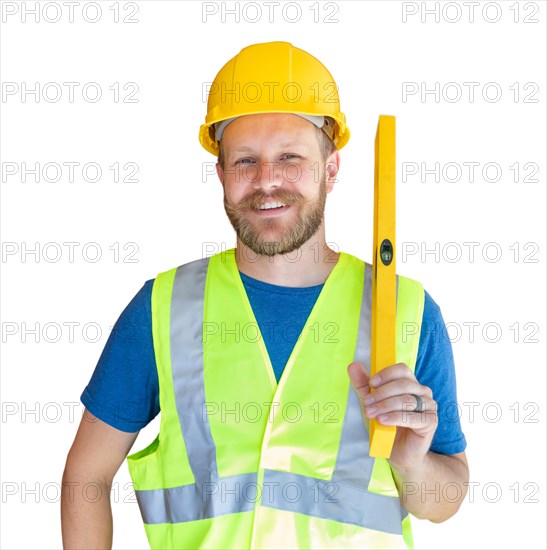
[223,176,327,257]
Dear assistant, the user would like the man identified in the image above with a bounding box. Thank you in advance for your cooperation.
[62,41,468,549]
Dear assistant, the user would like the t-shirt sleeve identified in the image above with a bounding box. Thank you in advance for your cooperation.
[414,290,467,455]
[80,279,160,432]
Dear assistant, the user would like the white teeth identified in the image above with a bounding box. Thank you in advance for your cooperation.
[258,201,286,210]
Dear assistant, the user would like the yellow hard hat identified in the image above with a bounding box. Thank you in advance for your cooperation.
[199,41,350,156]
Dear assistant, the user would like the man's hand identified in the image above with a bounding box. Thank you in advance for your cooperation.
[347,361,437,471]
[347,361,469,523]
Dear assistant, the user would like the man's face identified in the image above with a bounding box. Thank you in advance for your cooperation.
[217,113,337,257]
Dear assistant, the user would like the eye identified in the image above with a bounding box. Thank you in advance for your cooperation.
[235,158,255,165]
[282,154,299,160]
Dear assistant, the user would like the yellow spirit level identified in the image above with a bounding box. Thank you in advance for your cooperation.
[369,115,396,459]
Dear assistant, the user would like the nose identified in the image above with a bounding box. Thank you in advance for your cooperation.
[249,160,283,192]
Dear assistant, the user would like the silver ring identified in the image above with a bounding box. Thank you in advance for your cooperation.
[411,394,424,413]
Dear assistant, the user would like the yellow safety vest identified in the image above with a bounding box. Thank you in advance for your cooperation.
[127,248,424,549]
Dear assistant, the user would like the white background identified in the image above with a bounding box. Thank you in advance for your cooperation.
[1,1,546,548]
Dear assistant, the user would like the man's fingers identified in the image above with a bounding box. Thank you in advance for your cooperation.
[364,394,438,420]
[365,379,432,404]
[347,362,370,397]
[369,362,415,387]
[372,410,438,436]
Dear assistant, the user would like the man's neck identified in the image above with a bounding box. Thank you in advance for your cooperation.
[235,239,340,288]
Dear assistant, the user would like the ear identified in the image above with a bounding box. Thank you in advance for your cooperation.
[325,149,341,193]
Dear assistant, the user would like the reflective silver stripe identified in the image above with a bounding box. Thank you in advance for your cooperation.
[170,257,218,482]
[262,469,406,535]
[331,263,374,486]
[136,473,257,524]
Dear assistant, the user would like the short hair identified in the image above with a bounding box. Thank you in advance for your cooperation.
[217,124,338,171]
[315,126,338,166]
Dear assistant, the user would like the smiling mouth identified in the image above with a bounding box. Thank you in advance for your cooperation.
[253,203,291,216]
[257,201,287,210]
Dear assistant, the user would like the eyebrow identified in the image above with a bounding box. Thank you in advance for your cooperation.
[232,143,305,153]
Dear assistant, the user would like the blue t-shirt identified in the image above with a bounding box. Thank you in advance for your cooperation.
[81,271,467,455]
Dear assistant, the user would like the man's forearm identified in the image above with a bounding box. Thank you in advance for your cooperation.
[391,451,469,523]
[61,471,113,549]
